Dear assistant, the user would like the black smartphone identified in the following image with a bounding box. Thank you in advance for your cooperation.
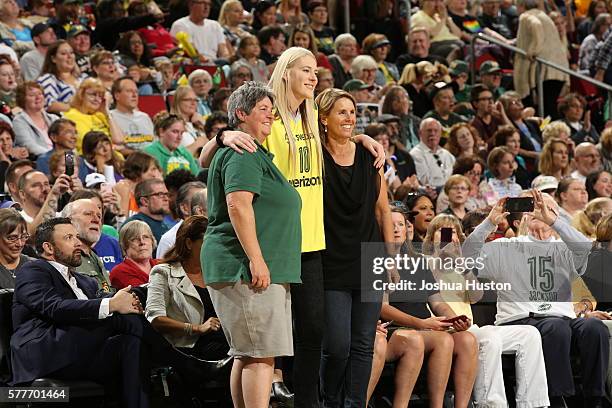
[504,197,534,213]
[65,151,74,177]
[440,227,453,244]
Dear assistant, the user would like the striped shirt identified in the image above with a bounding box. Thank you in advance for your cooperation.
[37,73,81,108]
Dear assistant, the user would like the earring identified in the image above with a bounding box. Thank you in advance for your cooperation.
[324,125,327,134]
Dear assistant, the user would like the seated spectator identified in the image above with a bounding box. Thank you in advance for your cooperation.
[203,111,228,141]
[556,177,589,223]
[0,208,33,289]
[586,170,612,200]
[145,112,200,176]
[251,0,276,32]
[362,33,399,87]
[438,156,488,213]
[448,60,472,106]
[478,0,513,39]
[94,0,164,52]
[307,1,335,56]
[233,35,268,84]
[110,77,155,153]
[494,125,533,188]
[20,22,56,82]
[4,159,34,203]
[410,118,456,191]
[218,0,251,57]
[70,188,124,242]
[381,86,422,150]
[350,55,381,96]
[470,84,510,148]
[315,67,334,95]
[573,142,603,181]
[146,215,229,362]
[480,146,522,206]
[410,0,464,59]
[479,61,506,100]
[343,79,374,104]
[170,85,208,155]
[227,61,254,90]
[424,83,467,138]
[12,81,57,156]
[45,0,79,40]
[35,118,87,178]
[328,33,357,88]
[558,93,599,144]
[116,31,154,71]
[288,23,332,71]
[578,13,610,71]
[257,25,287,67]
[124,178,172,243]
[64,78,126,154]
[600,127,612,173]
[446,122,486,160]
[37,40,82,114]
[0,0,33,55]
[187,70,213,118]
[0,57,17,111]
[542,120,574,148]
[110,220,158,289]
[210,87,231,113]
[163,169,197,221]
[66,25,92,74]
[156,181,205,259]
[539,137,572,180]
[81,131,123,186]
[395,26,448,75]
[0,121,29,163]
[572,197,612,239]
[441,174,472,220]
[190,188,207,217]
[405,192,436,242]
[90,50,120,95]
[169,0,229,63]
[277,0,307,25]
[398,61,435,118]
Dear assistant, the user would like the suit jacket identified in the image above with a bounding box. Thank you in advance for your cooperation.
[10,259,105,385]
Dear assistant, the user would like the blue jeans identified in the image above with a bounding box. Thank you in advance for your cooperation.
[320,289,381,408]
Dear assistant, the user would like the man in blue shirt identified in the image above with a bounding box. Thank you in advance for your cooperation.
[123,179,172,244]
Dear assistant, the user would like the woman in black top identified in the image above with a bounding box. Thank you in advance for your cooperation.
[315,88,394,407]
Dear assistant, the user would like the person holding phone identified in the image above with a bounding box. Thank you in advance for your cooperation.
[463,191,608,408]
[424,213,549,408]
[63,78,125,154]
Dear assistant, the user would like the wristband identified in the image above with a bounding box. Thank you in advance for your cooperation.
[216,126,234,148]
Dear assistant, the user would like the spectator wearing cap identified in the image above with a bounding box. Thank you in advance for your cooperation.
[514,0,569,119]
[410,118,456,190]
[307,1,335,56]
[395,27,448,75]
[479,60,506,100]
[381,86,422,150]
[123,178,172,244]
[343,79,374,103]
[66,25,92,74]
[12,81,58,156]
[362,33,399,87]
[470,84,510,147]
[343,79,377,134]
[170,0,229,63]
[257,25,287,67]
[449,60,472,104]
[329,33,358,88]
[531,174,559,195]
[20,22,56,81]
[110,77,155,153]
[423,82,468,138]
[0,0,34,55]
[410,0,464,59]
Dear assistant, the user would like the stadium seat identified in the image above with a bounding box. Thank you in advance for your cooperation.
[138,95,168,118]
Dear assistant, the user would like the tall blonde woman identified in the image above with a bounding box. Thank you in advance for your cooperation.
[200,47,384,408]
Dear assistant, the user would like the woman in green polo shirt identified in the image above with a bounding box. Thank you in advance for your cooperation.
[144,112,200,176]
[201,81,302,408]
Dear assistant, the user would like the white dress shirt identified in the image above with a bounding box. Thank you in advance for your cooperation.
[409,142,456,188]
[48,260,112,319]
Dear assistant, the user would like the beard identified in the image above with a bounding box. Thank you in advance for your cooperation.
[77,227,101,246]
[53,244,82,267]
[150,204,169,216]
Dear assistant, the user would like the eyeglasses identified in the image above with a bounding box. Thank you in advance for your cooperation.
[98,60,114,66]
[146,192,169,198]
[85,91,104,100]
[5,233,30,243]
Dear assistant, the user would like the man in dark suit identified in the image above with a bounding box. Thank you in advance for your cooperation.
[10,217,194,408]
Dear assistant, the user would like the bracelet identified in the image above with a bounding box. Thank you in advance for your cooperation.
[184,322,193,335]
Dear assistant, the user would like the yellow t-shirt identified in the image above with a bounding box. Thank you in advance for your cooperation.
[263,115,325,253]
[411,10,460,43]
[63,108,111,154]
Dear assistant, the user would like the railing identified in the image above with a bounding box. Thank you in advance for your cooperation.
[469,32,612,119]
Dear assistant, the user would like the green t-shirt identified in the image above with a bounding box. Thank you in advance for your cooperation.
[201,144,302,284]
[144,140,200,176]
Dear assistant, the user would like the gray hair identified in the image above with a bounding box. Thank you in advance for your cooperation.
[60,201,76,218]
[190,189,208,217]
[188,69,212,86]
[334,33,357,51]
[419,117,442,131]
[227,81,275,127]
[119,220,157,256]
[350,55,377,77]
[176,181,206,219]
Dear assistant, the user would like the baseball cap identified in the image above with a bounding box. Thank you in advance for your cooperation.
[479,60,502,75]
[371,39,391,49]
[428,80,452,100]
[85,173,107,188]
[67,25,89,39]
[531,175,559,192]
[449,60,469,76]
[343,79,373,92]
[31,23,52,38]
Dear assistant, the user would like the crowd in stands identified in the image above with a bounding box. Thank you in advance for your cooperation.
[0,0,611,407]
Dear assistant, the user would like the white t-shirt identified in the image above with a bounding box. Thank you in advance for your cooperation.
[110,109,155,151]
[170,17,225,61]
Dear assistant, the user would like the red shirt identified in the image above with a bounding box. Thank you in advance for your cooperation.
[138,25,176,58]
[110,258,159,290]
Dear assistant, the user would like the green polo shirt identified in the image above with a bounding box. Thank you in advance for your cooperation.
[75,249,114,293]
[144,140,200,176]
[201,144,302,284]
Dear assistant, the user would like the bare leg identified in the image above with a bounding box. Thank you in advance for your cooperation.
[232,356,275,408]
[386,330,426,408]
[231,358,246,408]
[367,332,388,404]
[272,368,284,383]
[451,331,478,408]
[419,331,454,408]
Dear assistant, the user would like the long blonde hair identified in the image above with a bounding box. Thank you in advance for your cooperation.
[218,0,242,26]
[398,61,434,86]
[268,47,322,175]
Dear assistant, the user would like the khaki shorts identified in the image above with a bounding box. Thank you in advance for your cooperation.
[207,281,293,358]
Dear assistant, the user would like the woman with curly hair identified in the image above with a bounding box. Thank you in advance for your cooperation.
[446,122,486,160]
